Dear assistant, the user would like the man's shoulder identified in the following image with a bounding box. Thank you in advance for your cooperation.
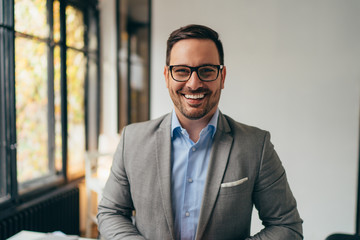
[123,113,171,135]
[220,113,269,139]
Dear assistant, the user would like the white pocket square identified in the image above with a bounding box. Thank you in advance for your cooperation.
[221,177,248,188]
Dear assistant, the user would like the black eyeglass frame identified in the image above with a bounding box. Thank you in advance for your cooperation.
[168,64,224,82]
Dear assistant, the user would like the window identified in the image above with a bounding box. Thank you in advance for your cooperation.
[14,0,54,186]
[117,0,151,130]
[0,0,99,205]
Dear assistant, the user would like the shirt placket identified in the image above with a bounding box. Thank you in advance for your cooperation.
[181,128,210,240]
[181,142,198,239]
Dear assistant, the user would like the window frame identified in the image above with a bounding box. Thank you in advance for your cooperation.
[116,0,151,131]
[0,0,17,208]
[0,0,100,211]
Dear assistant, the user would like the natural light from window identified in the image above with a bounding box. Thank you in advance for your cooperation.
[14,0,49,183]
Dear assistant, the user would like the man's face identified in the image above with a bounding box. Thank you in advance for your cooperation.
[164,39,226,121]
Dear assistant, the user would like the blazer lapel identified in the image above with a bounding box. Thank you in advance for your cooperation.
[155,113,175,240]
[196,112,233,240]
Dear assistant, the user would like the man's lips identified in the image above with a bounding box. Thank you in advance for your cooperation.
[181,93,207,107]
[183,94,205,99]
[178,88,210,105]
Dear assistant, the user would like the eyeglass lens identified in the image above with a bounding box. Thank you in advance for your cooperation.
[171,65,219,81]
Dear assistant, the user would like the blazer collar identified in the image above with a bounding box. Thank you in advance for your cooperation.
[155,113,175,239]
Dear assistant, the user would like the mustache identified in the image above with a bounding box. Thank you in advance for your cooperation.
[178,87,211,94]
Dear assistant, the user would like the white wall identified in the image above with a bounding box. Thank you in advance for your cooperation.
[151,0,360,239]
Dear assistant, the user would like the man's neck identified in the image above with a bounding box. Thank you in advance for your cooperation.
[175,109,216,143]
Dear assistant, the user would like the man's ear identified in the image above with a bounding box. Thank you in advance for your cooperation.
[220,66,226,89]
[164,66,170,88]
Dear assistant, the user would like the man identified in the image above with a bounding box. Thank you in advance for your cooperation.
[97,24,303,240]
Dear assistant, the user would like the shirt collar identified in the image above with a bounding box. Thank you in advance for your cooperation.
[171,108,219,138]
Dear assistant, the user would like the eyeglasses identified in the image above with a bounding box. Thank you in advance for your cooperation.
[168,64,224,82]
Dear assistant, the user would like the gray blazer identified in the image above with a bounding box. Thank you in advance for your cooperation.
[97,112,303,240]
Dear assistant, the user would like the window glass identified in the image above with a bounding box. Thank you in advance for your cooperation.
[66,49,86,178]
[54,45,62,172]
[53,0,60,43]
[14,0,48,38]
[15,37,49,183]
[66,5,86,179]
[66,5,84,49]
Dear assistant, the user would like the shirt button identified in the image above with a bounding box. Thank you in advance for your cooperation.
[192,147,196,152]
[185,212,190,217]
[188,178,193,183]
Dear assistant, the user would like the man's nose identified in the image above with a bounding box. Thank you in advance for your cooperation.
[186,71,203,89]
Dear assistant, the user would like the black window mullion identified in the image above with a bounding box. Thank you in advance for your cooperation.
[0,0,7,203]
[0,0,3,26]
[0,0,17,207]
[47,0,56,173]
[60,0,68,181]
[95,6,101,147]
[84,6,89,151]
[5,0,18,201]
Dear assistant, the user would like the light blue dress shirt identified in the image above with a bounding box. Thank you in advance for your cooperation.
[170,109,219,240]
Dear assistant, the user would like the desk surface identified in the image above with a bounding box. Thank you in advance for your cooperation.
[7,230,95,240]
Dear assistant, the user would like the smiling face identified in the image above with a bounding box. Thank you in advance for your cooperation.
[164,39,226,122]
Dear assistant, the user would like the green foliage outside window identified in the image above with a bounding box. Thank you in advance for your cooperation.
[14,0,88,183]
[15,0,49,183]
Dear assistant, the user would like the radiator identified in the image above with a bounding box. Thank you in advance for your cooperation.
[0,186,80,240]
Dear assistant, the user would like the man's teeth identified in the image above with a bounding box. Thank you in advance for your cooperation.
[184,94,205,99]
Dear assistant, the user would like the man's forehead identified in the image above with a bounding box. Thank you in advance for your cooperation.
[169,39,220,63]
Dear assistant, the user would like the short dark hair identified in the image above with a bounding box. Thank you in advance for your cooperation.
[166,24,224,65]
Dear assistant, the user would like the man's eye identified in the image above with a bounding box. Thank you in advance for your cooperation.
[201,67,216,73]
[175,68,188,72]
[174,68,190,74]
[199,67,216,76]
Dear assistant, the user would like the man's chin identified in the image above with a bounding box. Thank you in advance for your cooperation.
[181,109,208,120]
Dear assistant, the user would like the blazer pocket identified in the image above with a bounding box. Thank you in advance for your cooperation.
[221,177,248,188]
[219,177,249,196]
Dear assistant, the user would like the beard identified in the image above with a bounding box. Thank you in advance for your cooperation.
[169,87,221,120]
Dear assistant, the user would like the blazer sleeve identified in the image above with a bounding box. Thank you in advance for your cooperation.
[97,127,145,240]
[246,132,303,240]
